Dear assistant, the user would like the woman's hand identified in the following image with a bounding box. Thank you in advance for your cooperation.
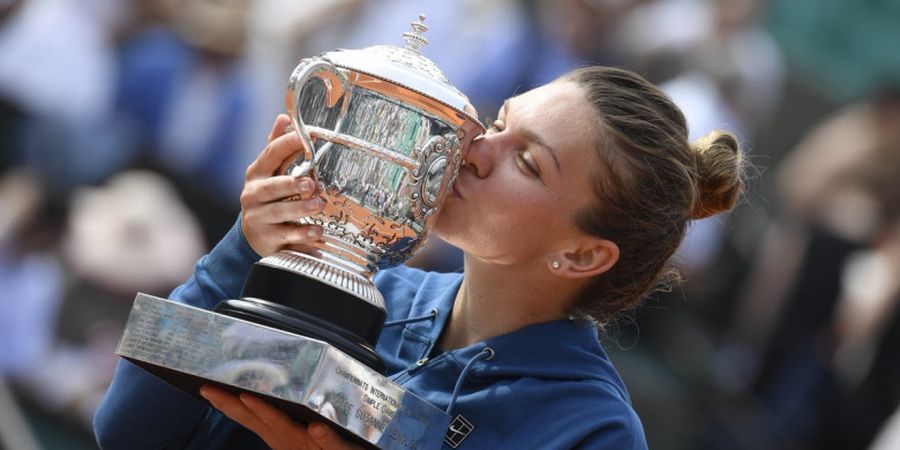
[241,114,326,256]
[199,385,362,450]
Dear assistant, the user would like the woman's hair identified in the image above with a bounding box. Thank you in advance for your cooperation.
[564,66,746,325]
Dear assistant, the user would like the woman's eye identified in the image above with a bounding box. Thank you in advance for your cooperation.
[516,152,540,177]
[488,119,506,133]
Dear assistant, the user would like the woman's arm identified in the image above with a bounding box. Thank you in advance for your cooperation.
[92,219,260,449]
[93,115,330,449]
[94,359,213,449]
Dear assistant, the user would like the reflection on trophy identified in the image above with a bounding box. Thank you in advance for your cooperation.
[116,14,483,450]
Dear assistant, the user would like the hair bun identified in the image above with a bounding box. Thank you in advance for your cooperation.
[689,130,745,219]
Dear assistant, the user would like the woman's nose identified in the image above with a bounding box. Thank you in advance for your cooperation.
[463,134,495,178]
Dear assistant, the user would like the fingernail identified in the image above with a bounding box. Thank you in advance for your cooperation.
[307,227,321,239]
[298,179,313,193]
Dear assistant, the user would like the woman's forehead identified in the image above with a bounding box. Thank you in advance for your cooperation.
[506,81,591,119]
[506,81,600,149]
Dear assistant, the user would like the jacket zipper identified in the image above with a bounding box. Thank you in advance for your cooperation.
[391,352,449,384]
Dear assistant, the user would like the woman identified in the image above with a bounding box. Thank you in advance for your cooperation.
[94,66,745,449]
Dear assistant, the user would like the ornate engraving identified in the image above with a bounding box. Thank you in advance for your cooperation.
[408,134,461,222]
[402,14,429,52]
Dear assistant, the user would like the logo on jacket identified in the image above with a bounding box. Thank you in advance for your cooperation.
[444,414,474,448]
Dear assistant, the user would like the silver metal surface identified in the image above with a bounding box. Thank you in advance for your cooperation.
[324,14,478,122]
[117,293,450,450]
[258,251,385,308]
[271,15,483,306]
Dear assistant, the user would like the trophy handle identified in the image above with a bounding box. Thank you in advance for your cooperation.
[285,58,348,179]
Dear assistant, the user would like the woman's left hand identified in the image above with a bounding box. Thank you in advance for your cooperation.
[199,385,362,450]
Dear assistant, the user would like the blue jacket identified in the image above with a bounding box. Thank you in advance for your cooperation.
[94,221,647,449]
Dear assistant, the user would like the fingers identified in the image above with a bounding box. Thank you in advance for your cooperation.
[246,198,326,225]
[200,386,288,450]
[242,222,324,257]
[240,173,326,256]
[201,386,362,450]
[309,422,363,450]
[247,115,309,181]
[267,113,292,142]
[240,175,318,209]
[240,394,318,449]
[241,115,326,256]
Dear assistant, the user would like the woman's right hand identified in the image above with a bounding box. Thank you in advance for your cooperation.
[200,385,362,450]
[241,114,326,257]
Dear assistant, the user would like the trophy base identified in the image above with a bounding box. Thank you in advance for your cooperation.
[215,297,385,373]
[117,293,450,450]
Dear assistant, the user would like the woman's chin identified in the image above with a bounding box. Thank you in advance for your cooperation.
[433,224,464,249]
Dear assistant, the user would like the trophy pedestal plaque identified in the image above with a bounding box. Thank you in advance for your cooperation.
[117,293,450,450]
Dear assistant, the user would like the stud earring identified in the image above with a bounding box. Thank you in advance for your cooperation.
[551,261,561,270]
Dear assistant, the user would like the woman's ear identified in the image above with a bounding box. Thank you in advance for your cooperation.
[547,239,619,278]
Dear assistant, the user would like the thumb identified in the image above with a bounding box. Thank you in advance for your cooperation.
[308,422,360,450]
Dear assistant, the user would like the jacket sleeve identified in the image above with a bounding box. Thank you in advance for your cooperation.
[93,218,260,449]
[169,216,262,310]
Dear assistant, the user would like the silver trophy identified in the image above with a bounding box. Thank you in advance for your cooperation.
[214,13,483,372]
[116,15,483,450]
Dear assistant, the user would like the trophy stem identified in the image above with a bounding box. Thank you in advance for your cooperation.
[313,236,378,277]
[214,250,388,372]
[261,250,384,309]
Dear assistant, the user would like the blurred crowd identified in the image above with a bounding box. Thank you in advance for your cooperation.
[0,0,898,449]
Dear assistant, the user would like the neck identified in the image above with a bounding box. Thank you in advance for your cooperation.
[438,255,585,351]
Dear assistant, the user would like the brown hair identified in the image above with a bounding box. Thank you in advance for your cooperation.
[564,66,745,325]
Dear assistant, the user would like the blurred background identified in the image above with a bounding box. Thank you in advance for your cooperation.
[1,0,898,448]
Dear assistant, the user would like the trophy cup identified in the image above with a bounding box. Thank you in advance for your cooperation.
[115,15,483,450]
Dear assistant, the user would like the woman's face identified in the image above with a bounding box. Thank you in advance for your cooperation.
[435,80,602,266]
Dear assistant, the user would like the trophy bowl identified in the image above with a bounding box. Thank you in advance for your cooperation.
[213,15,484,372]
